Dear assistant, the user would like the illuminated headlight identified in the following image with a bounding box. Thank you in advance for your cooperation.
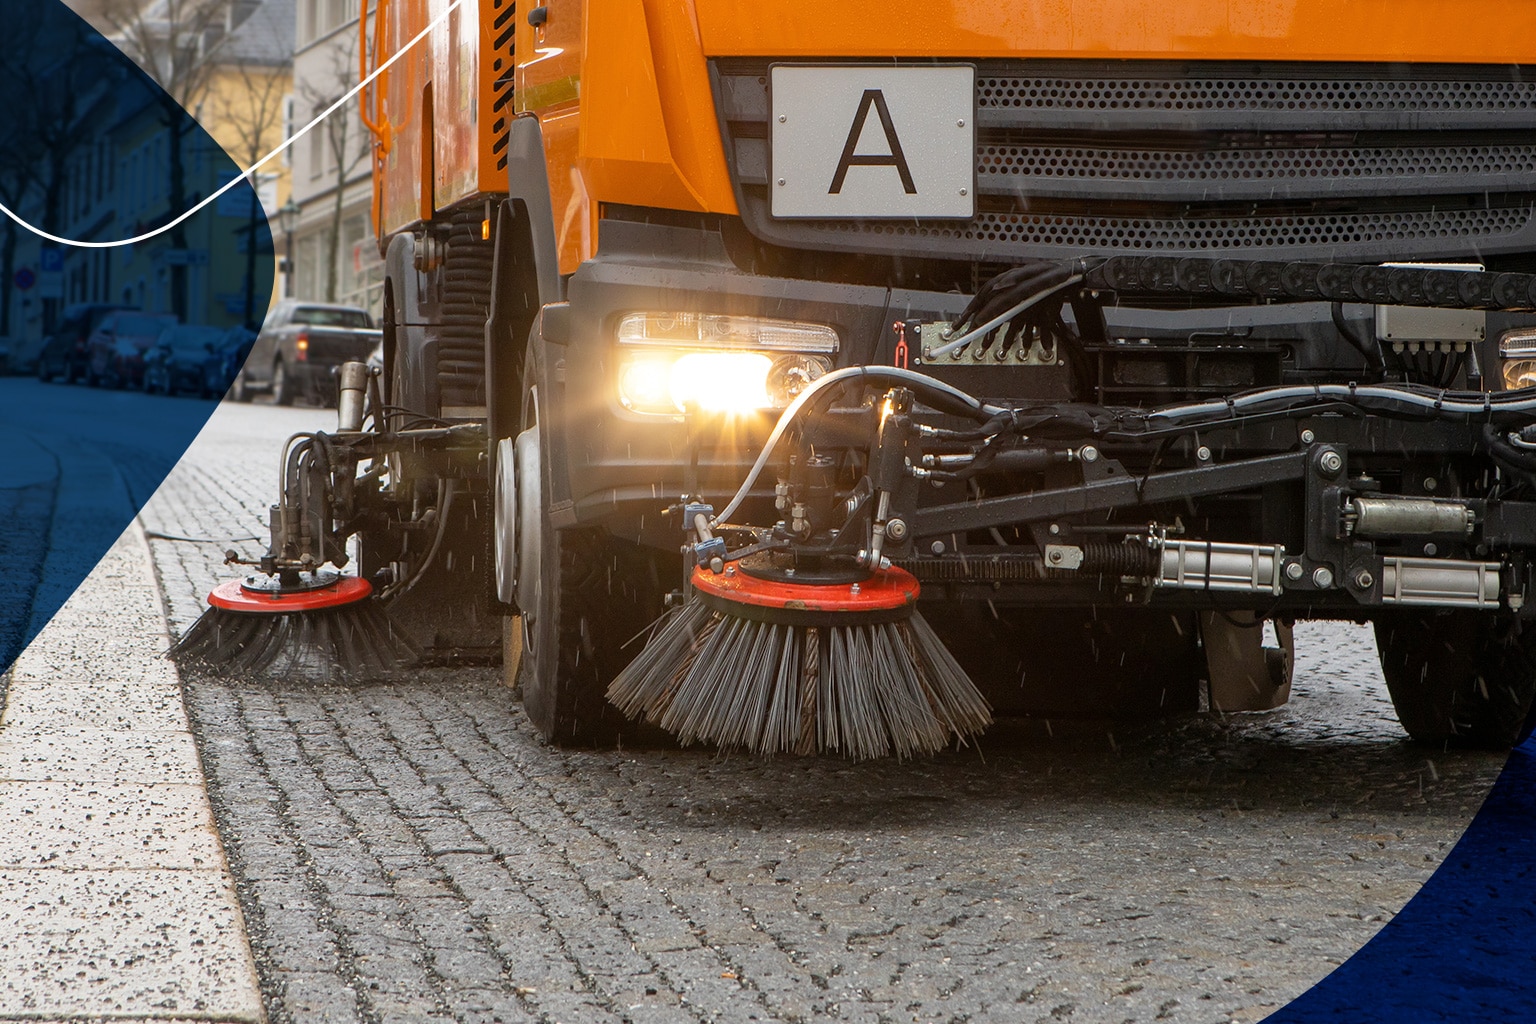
[618,351,832,415]
[616,312,837,415]
[617,312,839,352]
[1499,328,1536,390]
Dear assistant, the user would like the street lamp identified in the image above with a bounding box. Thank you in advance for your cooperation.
[278,198,301,298]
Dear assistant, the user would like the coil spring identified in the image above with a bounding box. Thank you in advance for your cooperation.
[1081,542,1158,575]
[898,542,1154,583]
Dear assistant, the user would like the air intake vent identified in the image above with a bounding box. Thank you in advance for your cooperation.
[712,59,1536,264]
[975,74,1536,115]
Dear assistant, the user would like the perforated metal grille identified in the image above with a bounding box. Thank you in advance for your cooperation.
[811,206,1532,252]
[975,76,1536,113]
[711,59,1536,262]
[977,144,1536,185]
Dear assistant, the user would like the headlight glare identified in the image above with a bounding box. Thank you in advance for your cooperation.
[670,352,773,412]
[617,351,775,415]
[617,356,675,413]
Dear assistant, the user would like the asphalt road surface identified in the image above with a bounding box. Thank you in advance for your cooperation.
[136,398,1508,1024]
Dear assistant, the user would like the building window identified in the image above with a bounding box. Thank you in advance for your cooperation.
[301,0,318,45]
[294,229,328,300]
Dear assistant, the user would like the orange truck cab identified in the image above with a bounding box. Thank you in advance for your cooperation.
[336,0,1536,750]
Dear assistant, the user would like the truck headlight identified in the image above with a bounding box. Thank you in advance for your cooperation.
[617,312,839,352]
[616,312,837,415]
[618,351,832,415]
[1499,328,1536,390]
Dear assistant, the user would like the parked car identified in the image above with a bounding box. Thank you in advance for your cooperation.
[85,311,176,388]
[7,334,46,376]
[36,304,132,383]
[144,325,227,396]
[206,326,258,399]
[238,300,380,405]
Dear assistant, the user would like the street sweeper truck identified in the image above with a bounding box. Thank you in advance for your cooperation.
[176,0,1536,757]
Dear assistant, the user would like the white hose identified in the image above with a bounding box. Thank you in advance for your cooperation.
[0,0,463,249]
[712,365,994,527]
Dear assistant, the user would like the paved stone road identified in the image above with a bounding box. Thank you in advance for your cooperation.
[141,400,1508,1024]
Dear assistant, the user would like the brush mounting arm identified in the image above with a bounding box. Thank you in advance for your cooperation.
[262,423,488,578]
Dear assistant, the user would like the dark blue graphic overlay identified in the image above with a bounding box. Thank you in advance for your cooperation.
[0,0,271,673]
[1264,738,1536,1022]
[4,4,1536,1022]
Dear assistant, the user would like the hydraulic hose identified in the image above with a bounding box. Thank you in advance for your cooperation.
[712,366,1005,526]
[1485,423,1536,477]
[926,273,1084,359]
[714,366,1536,528]
[1329,302,1386,380]
[1145,383,1536,427]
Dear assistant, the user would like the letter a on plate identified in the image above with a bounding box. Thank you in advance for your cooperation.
[771,65,975,220]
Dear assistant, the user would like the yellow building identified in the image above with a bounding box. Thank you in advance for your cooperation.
[10,0,296,337]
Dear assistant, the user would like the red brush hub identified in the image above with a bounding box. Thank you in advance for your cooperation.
[690,564,920,626]
[207,573,374,614]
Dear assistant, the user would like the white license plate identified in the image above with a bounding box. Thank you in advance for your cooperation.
[770,65,975,220]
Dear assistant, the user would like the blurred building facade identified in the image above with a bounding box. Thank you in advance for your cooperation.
[288,0,383,314]
[1,0,293,364]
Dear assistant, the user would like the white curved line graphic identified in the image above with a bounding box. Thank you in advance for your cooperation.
[0,0,462,249]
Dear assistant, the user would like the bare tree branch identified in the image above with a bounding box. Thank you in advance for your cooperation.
[0,5,102,334]
[298,37,371,303]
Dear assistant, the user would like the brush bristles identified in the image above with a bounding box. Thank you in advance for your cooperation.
[607,603,992,760]
[169,600,420,683]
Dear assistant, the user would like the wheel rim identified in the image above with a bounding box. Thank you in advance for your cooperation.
[517,385,543,663]
[515,422,541,614]
[493,437,518,606]
[273,362,285,397]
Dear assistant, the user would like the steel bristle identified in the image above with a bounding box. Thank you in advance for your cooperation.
[606,604,992,760]
[169,599,421,683]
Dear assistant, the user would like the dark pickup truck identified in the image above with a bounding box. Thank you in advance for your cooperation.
[235,300,381,405]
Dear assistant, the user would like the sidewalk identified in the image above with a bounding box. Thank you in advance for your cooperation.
[0,520,264,1023]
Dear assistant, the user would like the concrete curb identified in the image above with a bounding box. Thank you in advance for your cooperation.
[0,520,265,1023]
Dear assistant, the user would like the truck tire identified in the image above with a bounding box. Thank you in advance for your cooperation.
[513,351,664,745]
[230,371,253,402]
[272,359,294,406]
[1375,611,1536,749]
[520,520,661,744]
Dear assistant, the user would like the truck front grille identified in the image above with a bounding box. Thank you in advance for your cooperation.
[712,59,1536,264]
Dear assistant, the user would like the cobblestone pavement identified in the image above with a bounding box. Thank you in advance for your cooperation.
[141,401,1508,1024]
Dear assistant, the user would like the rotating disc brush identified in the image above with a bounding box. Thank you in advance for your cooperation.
[170,570,419,681]
[607,561,991,760]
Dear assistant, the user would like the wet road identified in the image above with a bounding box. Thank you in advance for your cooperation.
[138,399,1508,1024]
